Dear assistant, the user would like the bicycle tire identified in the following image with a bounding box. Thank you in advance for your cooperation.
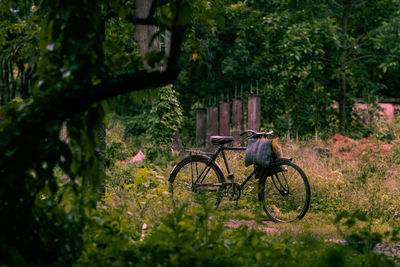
[169,155,226,208]
[258,159,310,223]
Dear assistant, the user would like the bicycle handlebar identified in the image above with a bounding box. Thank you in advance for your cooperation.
[240,130,257,136]
[240,130,274,138]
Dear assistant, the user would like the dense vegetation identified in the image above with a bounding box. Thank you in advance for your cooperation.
[96,116,400,266]
[175,0,400,136]
[0,0,400,266]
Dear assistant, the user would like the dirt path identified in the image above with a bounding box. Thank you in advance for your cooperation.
[224,219,279,233]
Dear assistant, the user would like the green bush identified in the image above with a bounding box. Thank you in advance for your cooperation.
[146,85,183,160]
[309,169,347,212]
[125,112,152,137]
[77,203,396,266]
[97,116,400,266]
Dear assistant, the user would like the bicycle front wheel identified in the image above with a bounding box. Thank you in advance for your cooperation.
[169,155,226,208]
[258,159,310,223]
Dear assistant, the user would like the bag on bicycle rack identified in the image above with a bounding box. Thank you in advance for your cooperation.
[271,137,283,159]
[244,138,272,168]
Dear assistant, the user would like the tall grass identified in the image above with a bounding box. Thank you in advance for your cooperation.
[85,115,400,265]
[105,115,400,223]
[287,142,400,221]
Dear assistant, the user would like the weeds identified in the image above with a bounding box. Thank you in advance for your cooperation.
[88,115,400,266]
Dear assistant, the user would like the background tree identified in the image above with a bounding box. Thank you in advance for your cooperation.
[0,0,39,104]
[0,0,191,265]
[175,0,400,138]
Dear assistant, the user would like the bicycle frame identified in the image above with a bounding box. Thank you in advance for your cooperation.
[187,144,258,189]
[170,130,310,222]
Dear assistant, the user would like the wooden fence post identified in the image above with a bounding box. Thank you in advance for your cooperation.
[232,99,244,146]
[195,108,206,147]
[206,105,219,147]
[248,94,261,131]
[219,102,230,136]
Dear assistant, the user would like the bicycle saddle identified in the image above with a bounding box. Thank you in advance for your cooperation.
[210,136,234,145]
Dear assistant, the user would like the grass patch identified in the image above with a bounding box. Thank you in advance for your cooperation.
[87,115,400,265]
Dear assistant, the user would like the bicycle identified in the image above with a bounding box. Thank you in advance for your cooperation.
[169,130,310,223]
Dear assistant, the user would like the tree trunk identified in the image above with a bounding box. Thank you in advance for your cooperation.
[314,79,319,144]
[19,62,30,99]
[165,30,172,58]
[323,85,327,130]
[10,62,16,100]
[96,124,106,197]
[339,0,350,133]
[286,108,291,142]
[135,0,162,72]
[4,61,10,104]
[0,60,4,105]
[170,131,184,157]
[25,63,36,99]
[295,100,299,142]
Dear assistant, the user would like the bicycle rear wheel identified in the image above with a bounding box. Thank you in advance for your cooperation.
[169,155,226,208]
[258,159,310,223]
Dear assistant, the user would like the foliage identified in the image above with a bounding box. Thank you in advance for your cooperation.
[107,86,184,161]
[146,85,183,159]
[126,167,169,198]
[310,169,347,212]
[371,117,400,142]
[125,112,152,137]
[176,0,400,138]
[106,136,130,166]
[286,128,400,221]
[1,0,400,265]
[0,0,109,264]
[0,0,191,265]
[83,117,400,266]
[105,114,138,167]
[334,210,400,255]
[77,199,396,266]
[0,0,39,103]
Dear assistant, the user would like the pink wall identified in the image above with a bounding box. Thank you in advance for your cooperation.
[354,103,399,120]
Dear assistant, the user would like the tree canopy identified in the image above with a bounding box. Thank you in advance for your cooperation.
[176,0,400,136]
[0,0,190,264]
[0,0,399,265]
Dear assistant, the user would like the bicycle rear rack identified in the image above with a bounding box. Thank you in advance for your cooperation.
[186,149,214,156]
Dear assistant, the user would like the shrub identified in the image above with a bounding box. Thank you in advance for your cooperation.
[77,203,396,266]
[146,85,183,160]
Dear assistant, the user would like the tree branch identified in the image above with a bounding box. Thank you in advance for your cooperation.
[331,0,344,10]
[103,12,117,21]
[352,1,367,9]
[166,1,186,68]
[347,55,372,63]
[149,0,158,18]
[356,33,365,42]
[40,0,188,123]
[94,69,180,102]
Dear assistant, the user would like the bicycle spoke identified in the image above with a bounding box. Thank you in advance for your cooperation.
[259,160,310,222]
[170,155,225,208]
